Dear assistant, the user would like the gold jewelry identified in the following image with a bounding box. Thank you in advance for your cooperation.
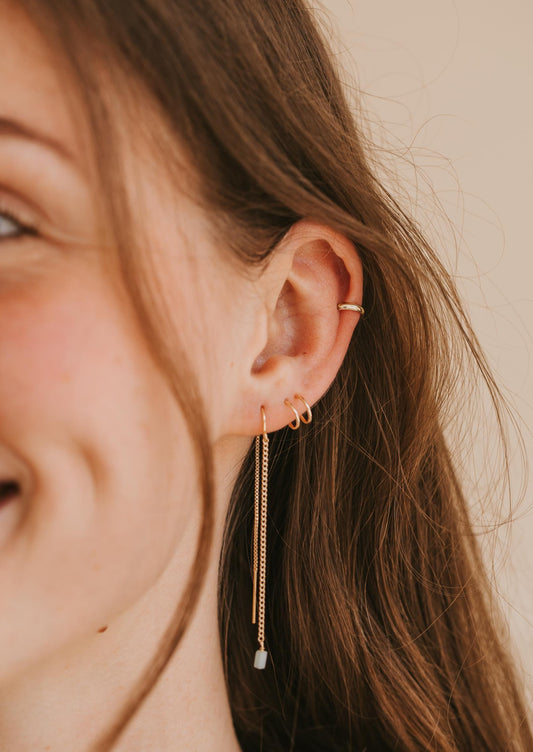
[284,399,301,430]
[253,406,269,669]
[294,394,312,423]
[252,395,312,669]
[337,302,364,315]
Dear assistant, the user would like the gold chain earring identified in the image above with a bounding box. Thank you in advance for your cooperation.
[252,406,269,669]
[252,396,313,669]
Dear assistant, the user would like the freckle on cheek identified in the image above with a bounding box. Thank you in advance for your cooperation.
[97,626,108,633]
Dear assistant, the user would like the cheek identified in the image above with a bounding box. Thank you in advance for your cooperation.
[0,271,196,680]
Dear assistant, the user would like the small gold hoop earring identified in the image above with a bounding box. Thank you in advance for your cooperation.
[294,394,312,424]
[284,399,300,430]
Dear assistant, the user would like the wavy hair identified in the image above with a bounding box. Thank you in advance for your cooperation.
[17,1,532,750]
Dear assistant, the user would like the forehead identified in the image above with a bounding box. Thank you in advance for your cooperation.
[0,2,89,174]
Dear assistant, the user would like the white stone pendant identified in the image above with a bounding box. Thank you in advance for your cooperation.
[254,649,268,669]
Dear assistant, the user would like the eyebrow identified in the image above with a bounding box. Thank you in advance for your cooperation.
[0,116,76,164]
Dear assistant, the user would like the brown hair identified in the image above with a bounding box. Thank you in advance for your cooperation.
[17,1,532,750]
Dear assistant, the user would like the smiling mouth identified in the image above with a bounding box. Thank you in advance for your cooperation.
[0,481,20,504]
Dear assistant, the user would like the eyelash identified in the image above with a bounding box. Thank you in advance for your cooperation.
[0,204,38,240]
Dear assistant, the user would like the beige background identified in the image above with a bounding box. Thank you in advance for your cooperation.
[321,0,533,692]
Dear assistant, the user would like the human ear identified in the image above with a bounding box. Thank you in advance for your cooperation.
[223,218,363,437]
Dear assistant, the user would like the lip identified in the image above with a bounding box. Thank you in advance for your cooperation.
[0,450,33,502]
[0,477,26,548]
[0,449,33,549]
[0,480,21,504]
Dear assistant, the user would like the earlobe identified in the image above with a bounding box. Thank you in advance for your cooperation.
[235,219,364,437]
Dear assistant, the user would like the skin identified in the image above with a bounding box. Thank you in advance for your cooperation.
[0,3,363,751]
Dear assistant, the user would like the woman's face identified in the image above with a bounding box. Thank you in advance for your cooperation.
[0,3,249,683]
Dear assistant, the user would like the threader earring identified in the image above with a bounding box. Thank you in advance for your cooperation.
[252,406,269,669]
[251,300,362,669]
[252,394,312,669]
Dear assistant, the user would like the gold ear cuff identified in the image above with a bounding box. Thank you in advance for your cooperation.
[337,302,364,314]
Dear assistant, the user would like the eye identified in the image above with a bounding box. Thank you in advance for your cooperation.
[0,207,38,241]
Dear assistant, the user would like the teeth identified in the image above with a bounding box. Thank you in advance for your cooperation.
[0,481,20,502]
